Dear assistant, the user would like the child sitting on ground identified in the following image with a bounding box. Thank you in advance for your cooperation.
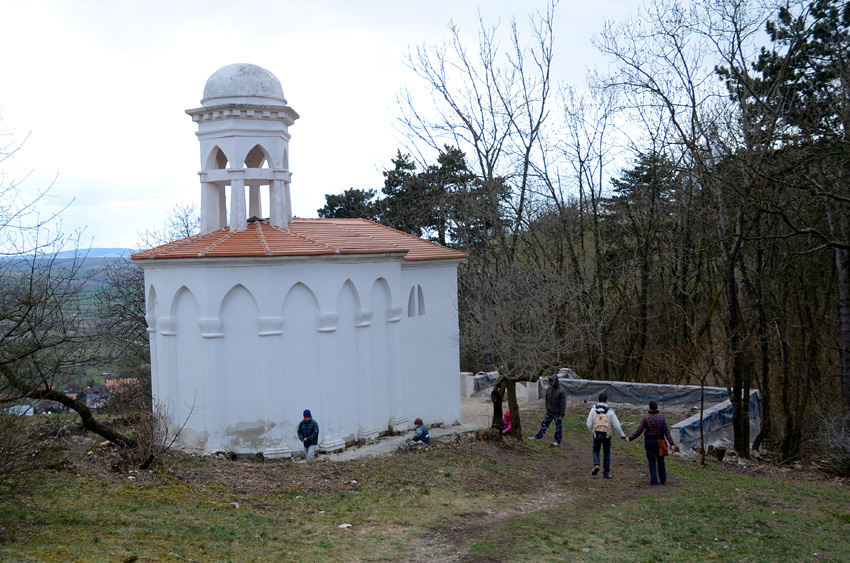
[412,418,430,444]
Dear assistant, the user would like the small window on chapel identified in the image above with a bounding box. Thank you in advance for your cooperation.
[407,285,426,317]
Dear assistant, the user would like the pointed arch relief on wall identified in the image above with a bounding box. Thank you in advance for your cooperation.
[244,144,271,169]
[282,148,289,170]
[371,278,393,313]
[337,279,362,317]
[281,282,320,319]
[205,145,230,170]
[145,284,158,332]
[218,284,260,322]
[167,286,201,333]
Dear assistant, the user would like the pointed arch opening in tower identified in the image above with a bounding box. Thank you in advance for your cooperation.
[206,146,230,170]
[245,144,271,169]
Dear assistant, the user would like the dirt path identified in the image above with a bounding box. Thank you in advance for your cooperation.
[405,400,679,563]
[311,397,681,562]
[52,396,679,561]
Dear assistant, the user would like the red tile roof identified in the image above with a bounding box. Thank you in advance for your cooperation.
[130,218,468,262]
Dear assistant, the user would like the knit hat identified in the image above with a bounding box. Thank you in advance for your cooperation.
[303,409,311,417]
[414,418,423,425]
[648,401,658,411]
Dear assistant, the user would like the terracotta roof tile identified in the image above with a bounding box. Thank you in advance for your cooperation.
[131,218,467,262]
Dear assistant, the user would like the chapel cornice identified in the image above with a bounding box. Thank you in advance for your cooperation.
[185,104,300,126]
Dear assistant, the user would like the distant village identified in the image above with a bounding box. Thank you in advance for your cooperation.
[5,376,139,416]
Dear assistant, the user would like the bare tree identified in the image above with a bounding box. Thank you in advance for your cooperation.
[138,202,200,249]
[594,0,782,458]
[398,3,562,435]
[94,202,202,412]
[0,123,141,471]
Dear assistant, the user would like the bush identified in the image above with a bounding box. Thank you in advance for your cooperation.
[0,412,51,503]
[119,404,182,471]
[809,412,850,475]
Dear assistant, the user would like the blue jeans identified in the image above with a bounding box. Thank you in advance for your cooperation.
[593,435,612,476]
[534,413,563,443]
[644,439,666,485]
[304,445,316,461]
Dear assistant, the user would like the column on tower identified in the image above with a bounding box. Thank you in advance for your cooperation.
[248,183,262,219]
[229,171,247,232]
[270,171,293,228]
[201,182,225,234]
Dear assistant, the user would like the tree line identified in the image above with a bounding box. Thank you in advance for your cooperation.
[319,0,850,466]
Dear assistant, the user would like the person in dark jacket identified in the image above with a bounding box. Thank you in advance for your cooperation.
[412,417,430,444]
[530,375,567,446]
[627,401,676,485]
[297,409,319,461]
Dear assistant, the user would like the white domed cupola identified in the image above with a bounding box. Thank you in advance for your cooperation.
[202,63,288,107]
[186,63,300,233]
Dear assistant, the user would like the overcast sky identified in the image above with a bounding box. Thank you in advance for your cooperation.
[0,0,638,250]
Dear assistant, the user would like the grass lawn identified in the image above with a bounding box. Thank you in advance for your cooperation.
[1,404,848,562]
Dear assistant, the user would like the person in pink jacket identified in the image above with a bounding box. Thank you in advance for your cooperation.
[502,411,512,435]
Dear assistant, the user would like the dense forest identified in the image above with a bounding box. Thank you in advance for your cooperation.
[318,0,850,464]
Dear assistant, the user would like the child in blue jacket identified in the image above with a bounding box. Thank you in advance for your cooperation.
[412,418,430,444]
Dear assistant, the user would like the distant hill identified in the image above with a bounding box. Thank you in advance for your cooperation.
[0,249,137,315]
[54,248,134,259]
[0,248,134,261]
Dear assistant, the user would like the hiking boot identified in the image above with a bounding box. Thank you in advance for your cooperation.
[529,436,541,441]
[592,465,600,476]
[603,475,612,479]
[553,441,561,447]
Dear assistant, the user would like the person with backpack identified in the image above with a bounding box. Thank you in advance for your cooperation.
[627,400,676,485]
[530,375,567,446]
[585,393,626,478]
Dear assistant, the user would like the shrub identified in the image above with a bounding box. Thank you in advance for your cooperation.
[809,412,850,476]
[0,412,50,503]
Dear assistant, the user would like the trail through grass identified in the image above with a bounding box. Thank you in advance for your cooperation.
[1,405,848,562]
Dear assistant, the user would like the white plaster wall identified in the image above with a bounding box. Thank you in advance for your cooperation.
[221,286,263,450]
[369,280,392,431]
[400,261,463,427]
[170,289,207,448]
[142,253,461,453]
[281,284,321,448]
[335,281,360,443]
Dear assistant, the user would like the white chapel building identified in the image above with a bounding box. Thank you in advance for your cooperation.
[132,63,466,457]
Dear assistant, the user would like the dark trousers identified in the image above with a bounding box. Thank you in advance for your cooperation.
[592,435,612,476]
[534,413,563,443]
[644,438,666,485]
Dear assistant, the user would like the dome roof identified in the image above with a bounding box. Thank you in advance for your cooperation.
[201,63,287,107]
